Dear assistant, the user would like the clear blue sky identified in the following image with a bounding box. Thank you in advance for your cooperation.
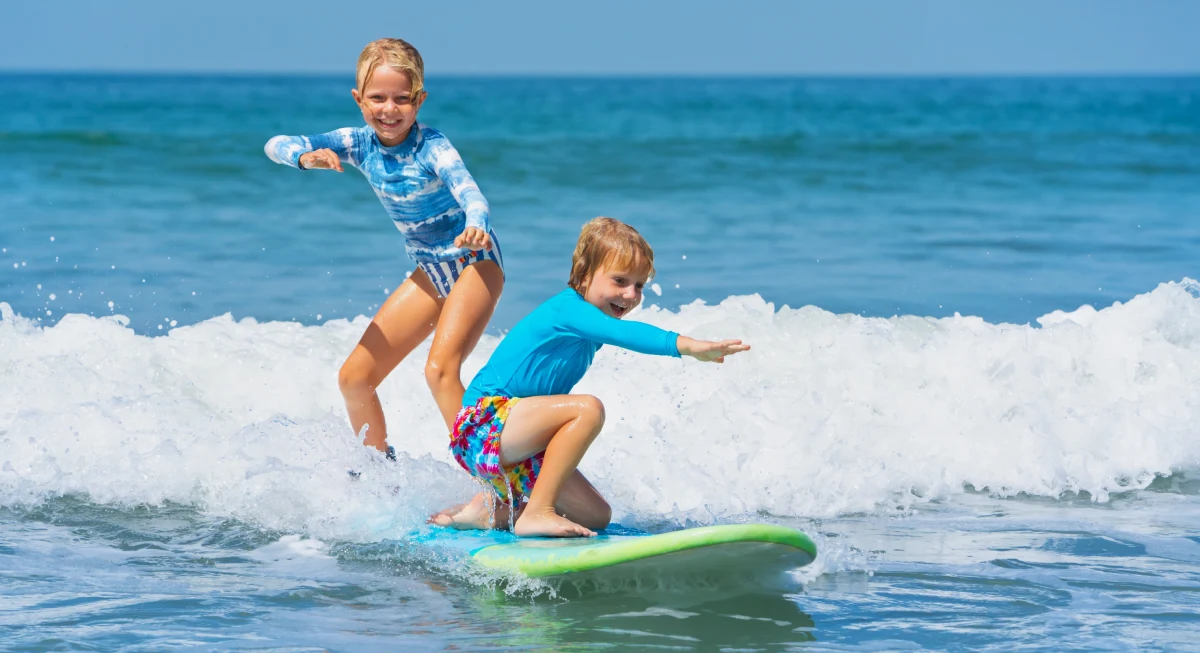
[3,0,1198,75]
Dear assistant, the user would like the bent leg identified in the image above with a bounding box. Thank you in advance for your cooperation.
[556,471,612,531]
[499,394,606,537]
[430,472,608,532]
[339,271,442,452]
[425,260,504,430]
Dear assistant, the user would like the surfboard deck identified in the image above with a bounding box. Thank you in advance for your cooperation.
[464,524,817,580]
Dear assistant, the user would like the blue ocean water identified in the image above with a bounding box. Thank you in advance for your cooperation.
[2,74,1199,651]
[3,75,1197,331]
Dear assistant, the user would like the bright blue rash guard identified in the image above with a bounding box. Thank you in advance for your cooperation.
[463,289,681,407]
[264,123,490,264]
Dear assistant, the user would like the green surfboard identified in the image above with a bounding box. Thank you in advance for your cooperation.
[469,524,816,580]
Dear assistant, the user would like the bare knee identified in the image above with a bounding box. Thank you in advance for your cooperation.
[424,356,462,392]
[338,357,375,395]
[577,395,606,427]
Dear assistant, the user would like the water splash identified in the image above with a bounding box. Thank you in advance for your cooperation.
[2,279,1198,540]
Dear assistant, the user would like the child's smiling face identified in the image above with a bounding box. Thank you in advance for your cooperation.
[351,65,425,146]
[583,260,649,319]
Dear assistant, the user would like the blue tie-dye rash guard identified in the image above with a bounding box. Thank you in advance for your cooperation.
[264,123,492,264]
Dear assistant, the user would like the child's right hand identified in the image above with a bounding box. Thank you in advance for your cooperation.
[677,337,750,363]
[298,149,343,172]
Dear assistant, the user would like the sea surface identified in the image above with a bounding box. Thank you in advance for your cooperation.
[2,74,1199,651]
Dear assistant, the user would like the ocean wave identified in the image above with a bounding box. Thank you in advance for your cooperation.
[1,280,1197,539]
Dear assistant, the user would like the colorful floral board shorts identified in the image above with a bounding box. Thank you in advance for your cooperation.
[449,396,541,505]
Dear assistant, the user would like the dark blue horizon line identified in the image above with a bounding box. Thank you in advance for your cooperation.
[2,69,1198,82]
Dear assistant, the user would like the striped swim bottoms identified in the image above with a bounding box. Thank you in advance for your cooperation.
[416,233,504,298]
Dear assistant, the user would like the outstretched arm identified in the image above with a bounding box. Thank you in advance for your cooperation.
[559,300,681,357]
[560,298,750,362]
[264,128,361,171]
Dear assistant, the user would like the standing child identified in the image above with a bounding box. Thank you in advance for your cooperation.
[265,38,504,455]
[434,217,750,537]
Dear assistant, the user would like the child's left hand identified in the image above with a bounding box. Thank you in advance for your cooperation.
[455,227,491,251]
[677,337,751,363]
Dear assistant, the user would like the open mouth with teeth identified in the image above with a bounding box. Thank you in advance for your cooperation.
[377,118,402,129]
[609,303,629,318]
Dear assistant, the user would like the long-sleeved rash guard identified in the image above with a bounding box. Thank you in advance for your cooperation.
[463,289,681,407]
[265,123,490,264]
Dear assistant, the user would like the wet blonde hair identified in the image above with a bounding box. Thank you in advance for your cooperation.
[356,38,425,96]
[568,217,656,294]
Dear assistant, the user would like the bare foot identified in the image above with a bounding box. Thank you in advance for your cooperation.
[428,492,510,531]
[428,502,467,527]
[513,506,596,538]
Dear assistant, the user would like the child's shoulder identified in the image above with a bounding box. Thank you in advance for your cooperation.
[322,125,377,152]
[505,290,577,335]
[542,289,599,321]
[543,287,581,307]
[416,122,443,136]
[319,125,374,139]
[415,123,453,148]
[516,289,578,322]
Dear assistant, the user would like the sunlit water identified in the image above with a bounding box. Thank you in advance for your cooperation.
[2,75,1199,650]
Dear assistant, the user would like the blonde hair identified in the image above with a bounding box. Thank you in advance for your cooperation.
[356,38,425,96]
[568,217,656,294]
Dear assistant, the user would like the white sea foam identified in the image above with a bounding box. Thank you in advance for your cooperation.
[2,280,1198,540]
